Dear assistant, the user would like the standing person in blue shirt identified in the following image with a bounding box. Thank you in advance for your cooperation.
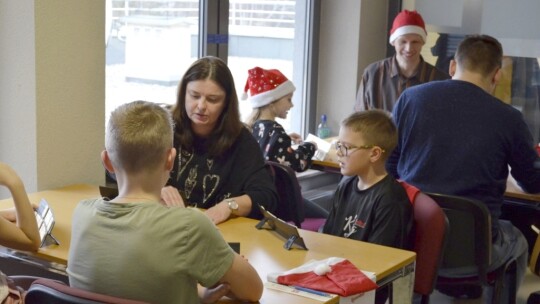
[354,10,449,112]
[387,34,540,300]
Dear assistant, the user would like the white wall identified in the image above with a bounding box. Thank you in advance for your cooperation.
[0,1,105,199]
[0,1,38,198]
[316,0,389,134]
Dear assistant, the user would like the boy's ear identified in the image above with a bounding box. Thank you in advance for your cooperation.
[101,150,115,173]
[369,147,384,162]
[165,148,176,171]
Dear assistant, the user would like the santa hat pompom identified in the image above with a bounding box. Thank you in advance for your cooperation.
[314,263,331,275]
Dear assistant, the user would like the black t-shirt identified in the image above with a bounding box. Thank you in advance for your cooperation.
[323,174,413,249]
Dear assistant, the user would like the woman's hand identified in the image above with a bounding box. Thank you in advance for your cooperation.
[160,186,185,207]
[205,202,231,225]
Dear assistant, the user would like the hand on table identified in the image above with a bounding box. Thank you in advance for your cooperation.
[205,202,231,225]
[160,186,185,207]
[200,283,231,304]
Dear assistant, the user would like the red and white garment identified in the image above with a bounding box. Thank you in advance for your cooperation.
[267,257,378,297]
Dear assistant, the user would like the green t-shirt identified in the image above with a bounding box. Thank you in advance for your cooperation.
[67,198,235,303]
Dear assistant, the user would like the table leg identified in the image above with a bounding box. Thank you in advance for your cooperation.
[391,263,415,304]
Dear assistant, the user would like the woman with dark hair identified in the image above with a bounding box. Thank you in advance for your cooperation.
[161,56,278,225]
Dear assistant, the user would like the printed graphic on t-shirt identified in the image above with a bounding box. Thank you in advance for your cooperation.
[342,214,368,238]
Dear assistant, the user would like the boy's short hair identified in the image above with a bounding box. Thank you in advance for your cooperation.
[341,110,397,159]
[106,100,174,173]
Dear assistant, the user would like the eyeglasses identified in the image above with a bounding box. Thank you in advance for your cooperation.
[334,141,385,156]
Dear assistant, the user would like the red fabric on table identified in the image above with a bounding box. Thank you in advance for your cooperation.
[276,259,378,296]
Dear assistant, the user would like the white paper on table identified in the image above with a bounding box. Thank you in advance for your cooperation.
[305,133,332,161]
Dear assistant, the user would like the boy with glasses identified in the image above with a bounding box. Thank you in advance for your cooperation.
[322,110,412,304]
[322,110,412,249]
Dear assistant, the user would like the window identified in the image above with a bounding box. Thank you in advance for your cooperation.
[106,0,199,122]
[106,0,317,135]
[227,1,296,130]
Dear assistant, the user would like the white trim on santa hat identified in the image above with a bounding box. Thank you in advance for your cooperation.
[248,80,296,109]
[267,257,345,283]
[389,25,427,44]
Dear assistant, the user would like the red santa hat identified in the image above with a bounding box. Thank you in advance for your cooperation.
[389,10,427,44]
[267,257,378,297]
[242,67,296,109]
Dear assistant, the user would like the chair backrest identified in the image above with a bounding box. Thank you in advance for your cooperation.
[426,192,492,285]
[411,191,449,299]
[25,278,149,304]
[265,161,305,227]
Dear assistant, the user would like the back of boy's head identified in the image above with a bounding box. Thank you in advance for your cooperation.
[341,110,397,159]
[106,101,174,174]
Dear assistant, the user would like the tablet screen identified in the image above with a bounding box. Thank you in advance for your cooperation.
[35,199,55,247]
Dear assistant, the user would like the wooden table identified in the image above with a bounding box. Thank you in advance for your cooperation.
[312,159,341,174]
[219,217,415,303]
[311,136,341,174]
[0,184,98,264]
[502,177,540,257]
[505,177,540,203]
[0,184,416,303]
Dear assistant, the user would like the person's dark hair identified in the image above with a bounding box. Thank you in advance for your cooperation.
[172,56,243,157]
[454,34,502,77]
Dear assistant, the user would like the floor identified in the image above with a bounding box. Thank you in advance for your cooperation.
[426,268,539,303]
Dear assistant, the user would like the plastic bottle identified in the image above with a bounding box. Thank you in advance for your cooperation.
[317,114,331,139]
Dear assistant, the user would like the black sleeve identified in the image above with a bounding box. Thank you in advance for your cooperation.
[235,129,279,219]
[265,127,316,172]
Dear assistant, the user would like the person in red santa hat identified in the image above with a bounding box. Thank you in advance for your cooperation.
[354,10,449,113]
[244,67,318,173]
[243,67,329,220]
